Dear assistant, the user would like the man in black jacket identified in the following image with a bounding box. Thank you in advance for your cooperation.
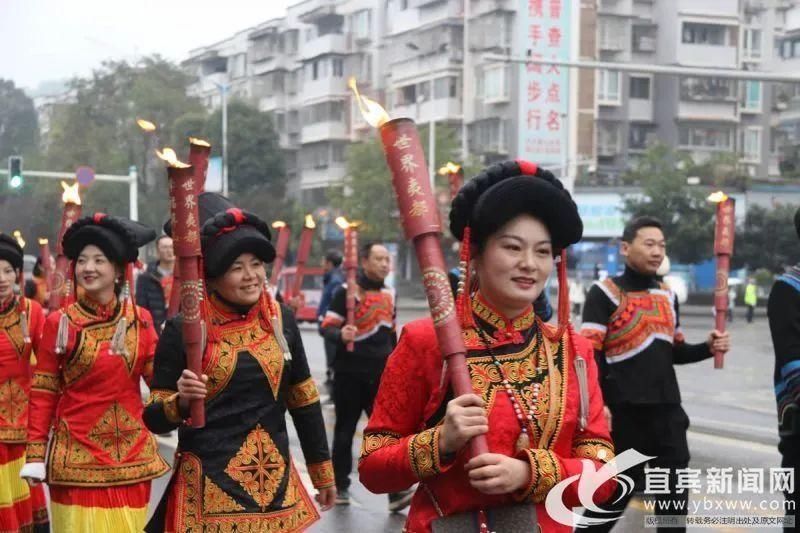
[579,216,729,531]
[320,242,412,511]
[135,235,175,331]
[767,207,800,531]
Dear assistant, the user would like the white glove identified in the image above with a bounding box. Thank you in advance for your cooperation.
[20,462,46,485]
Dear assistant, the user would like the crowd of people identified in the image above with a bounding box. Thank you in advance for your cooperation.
[0,159,797,533]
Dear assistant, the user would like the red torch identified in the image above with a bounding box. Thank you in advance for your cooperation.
[349,78,488,456]
[439,161,464,200]
[291,215,316,301]
[336,217,359,352]
[709,191,735,369]
[158,146,206,427]
[38,238,54,302]
[269,221,291,287]
[49,181,83,311]
[166,138,211,320]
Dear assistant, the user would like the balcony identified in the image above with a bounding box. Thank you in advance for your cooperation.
[392,97,462,123]
[629,99,653,122]
[296,0,338,24]
[678,101,737,122]
[301,33,350,60]
[250,54,293,77]
[301,121,349,144]
[258,93,287,113]
[390,53,463,84]
[301,77,348,102]
[386,6,420,36]
[300,165,347,190]
[677,0,739,18]
[676,43,737,68]
[598,0,634,17]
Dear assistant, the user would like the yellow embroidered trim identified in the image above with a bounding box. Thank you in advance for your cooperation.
[163,393,183,424]
[286,377,320,410]
[359,430,401,464]
[225,424,286,511]
[26,441,46,461]
[408,426,443,480]
[516,449,562,503]
[573,438,615,464]
[32,372,61,394]
[307,460,335,489]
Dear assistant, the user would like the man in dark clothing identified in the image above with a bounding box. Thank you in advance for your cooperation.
[579,216,730,532]
[135,235,175,331]
[318,249,345,388]
[320,242,411,511]
[767,207,800,532]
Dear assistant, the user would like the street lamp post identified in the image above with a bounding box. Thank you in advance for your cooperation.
[212,82,230,196]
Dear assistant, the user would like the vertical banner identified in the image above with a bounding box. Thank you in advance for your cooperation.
[517,0,571,168]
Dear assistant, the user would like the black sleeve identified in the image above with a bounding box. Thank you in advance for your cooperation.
[143,317,187,434]
[580,284,615,382]
[282,305,332,471]
[24,279,36,298]
[320,286,347,344]
[769,281,800,406]
[135,274,152,310]
[672,295,713,364]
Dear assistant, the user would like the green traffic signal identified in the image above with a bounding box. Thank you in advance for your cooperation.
[8,156,22,188]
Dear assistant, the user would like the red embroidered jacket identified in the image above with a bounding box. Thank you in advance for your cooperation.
[26,297,169,486]
[0,298,45,443]
[359,294,616,532]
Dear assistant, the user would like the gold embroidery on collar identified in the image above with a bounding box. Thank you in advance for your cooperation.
[472,294,535,333]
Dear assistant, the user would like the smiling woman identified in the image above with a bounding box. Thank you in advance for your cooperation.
[358,160,616,533]
[143,192,335,532]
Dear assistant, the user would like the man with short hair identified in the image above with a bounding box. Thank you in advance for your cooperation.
[320,242,412,511]
[318,249,345,389]
[579,216,730,531]
[767,208,800,531]
[135,235,175,331]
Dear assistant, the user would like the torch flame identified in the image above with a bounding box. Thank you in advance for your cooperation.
[136,119,157,132]
[12,230,25,249]
[61,181,82,205]
[271,220,287,229]
[335,216,350,230]
[189,137,211,147]
[304,214,316,229]
[438,162,462,175]
[156,147,191,169]
[707,191,729,203]
[348,77,390,128]
[38,238,48,245]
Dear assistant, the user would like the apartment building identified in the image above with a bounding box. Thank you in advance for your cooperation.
[183,0,599,202]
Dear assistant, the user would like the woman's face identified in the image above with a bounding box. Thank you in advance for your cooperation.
[75,244,120,299]
[0,259,16,302]
[211,252,266,307]
[473,214,554,318]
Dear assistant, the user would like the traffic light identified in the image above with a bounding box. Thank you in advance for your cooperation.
[8,156,22,188]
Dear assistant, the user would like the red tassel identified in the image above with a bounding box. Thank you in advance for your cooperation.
[126,263,140,325]
[16,268,26,314]
[198,256,219,343]
[551,249,570,339]
[456,227,475,329]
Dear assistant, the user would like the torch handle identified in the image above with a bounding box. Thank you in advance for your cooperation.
[179,256,205,428]
[345,274,356,352]
[713,254,731,369]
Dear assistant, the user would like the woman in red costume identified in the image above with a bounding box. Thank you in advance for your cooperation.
[21,214,169,532]
[0,233,48,532]
[359,161,616,532]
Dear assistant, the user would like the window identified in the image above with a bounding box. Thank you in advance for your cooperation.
[332,58,344,78]
[629,77,651,99]
[471,119,509,153]
[331,143,346,163]
[742,28,762,61]
[629,124,653,150]
[741,127,762,162]
[302,101,345,124]
[285,30,299,54]
[597,124,621,156]
[599,18,624,50]
[682,23,726,45]
[358,54,372,80]
[741,81,762,112]
[597,70,621,105]
[434,76,458,99]
[680,77,736,101]
[352,10,371,40]
[229,54,246,79]
[780,37,800,59]
[632,25,656,53]
[394,84,417,107]
[480,65,509,102]
[679,126,733,150]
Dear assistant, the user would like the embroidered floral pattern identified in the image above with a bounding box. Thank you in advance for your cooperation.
[0,300,26,355]
[0,378,26,426]
[26,441,46,461]
[32,372,61,394]
[408,426,443,479]
[225,424,287,510]
[174,453,319,532]
[286,377,320,410]
[516,449,562,503]
[203,475,244,513]
[87,402,142,462]
[359,431,401,463]
[573,438,615,464]
[307,460,335,489]
[162,393,183,424]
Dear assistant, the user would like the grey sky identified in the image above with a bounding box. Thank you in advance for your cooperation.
[0,0,291,92]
